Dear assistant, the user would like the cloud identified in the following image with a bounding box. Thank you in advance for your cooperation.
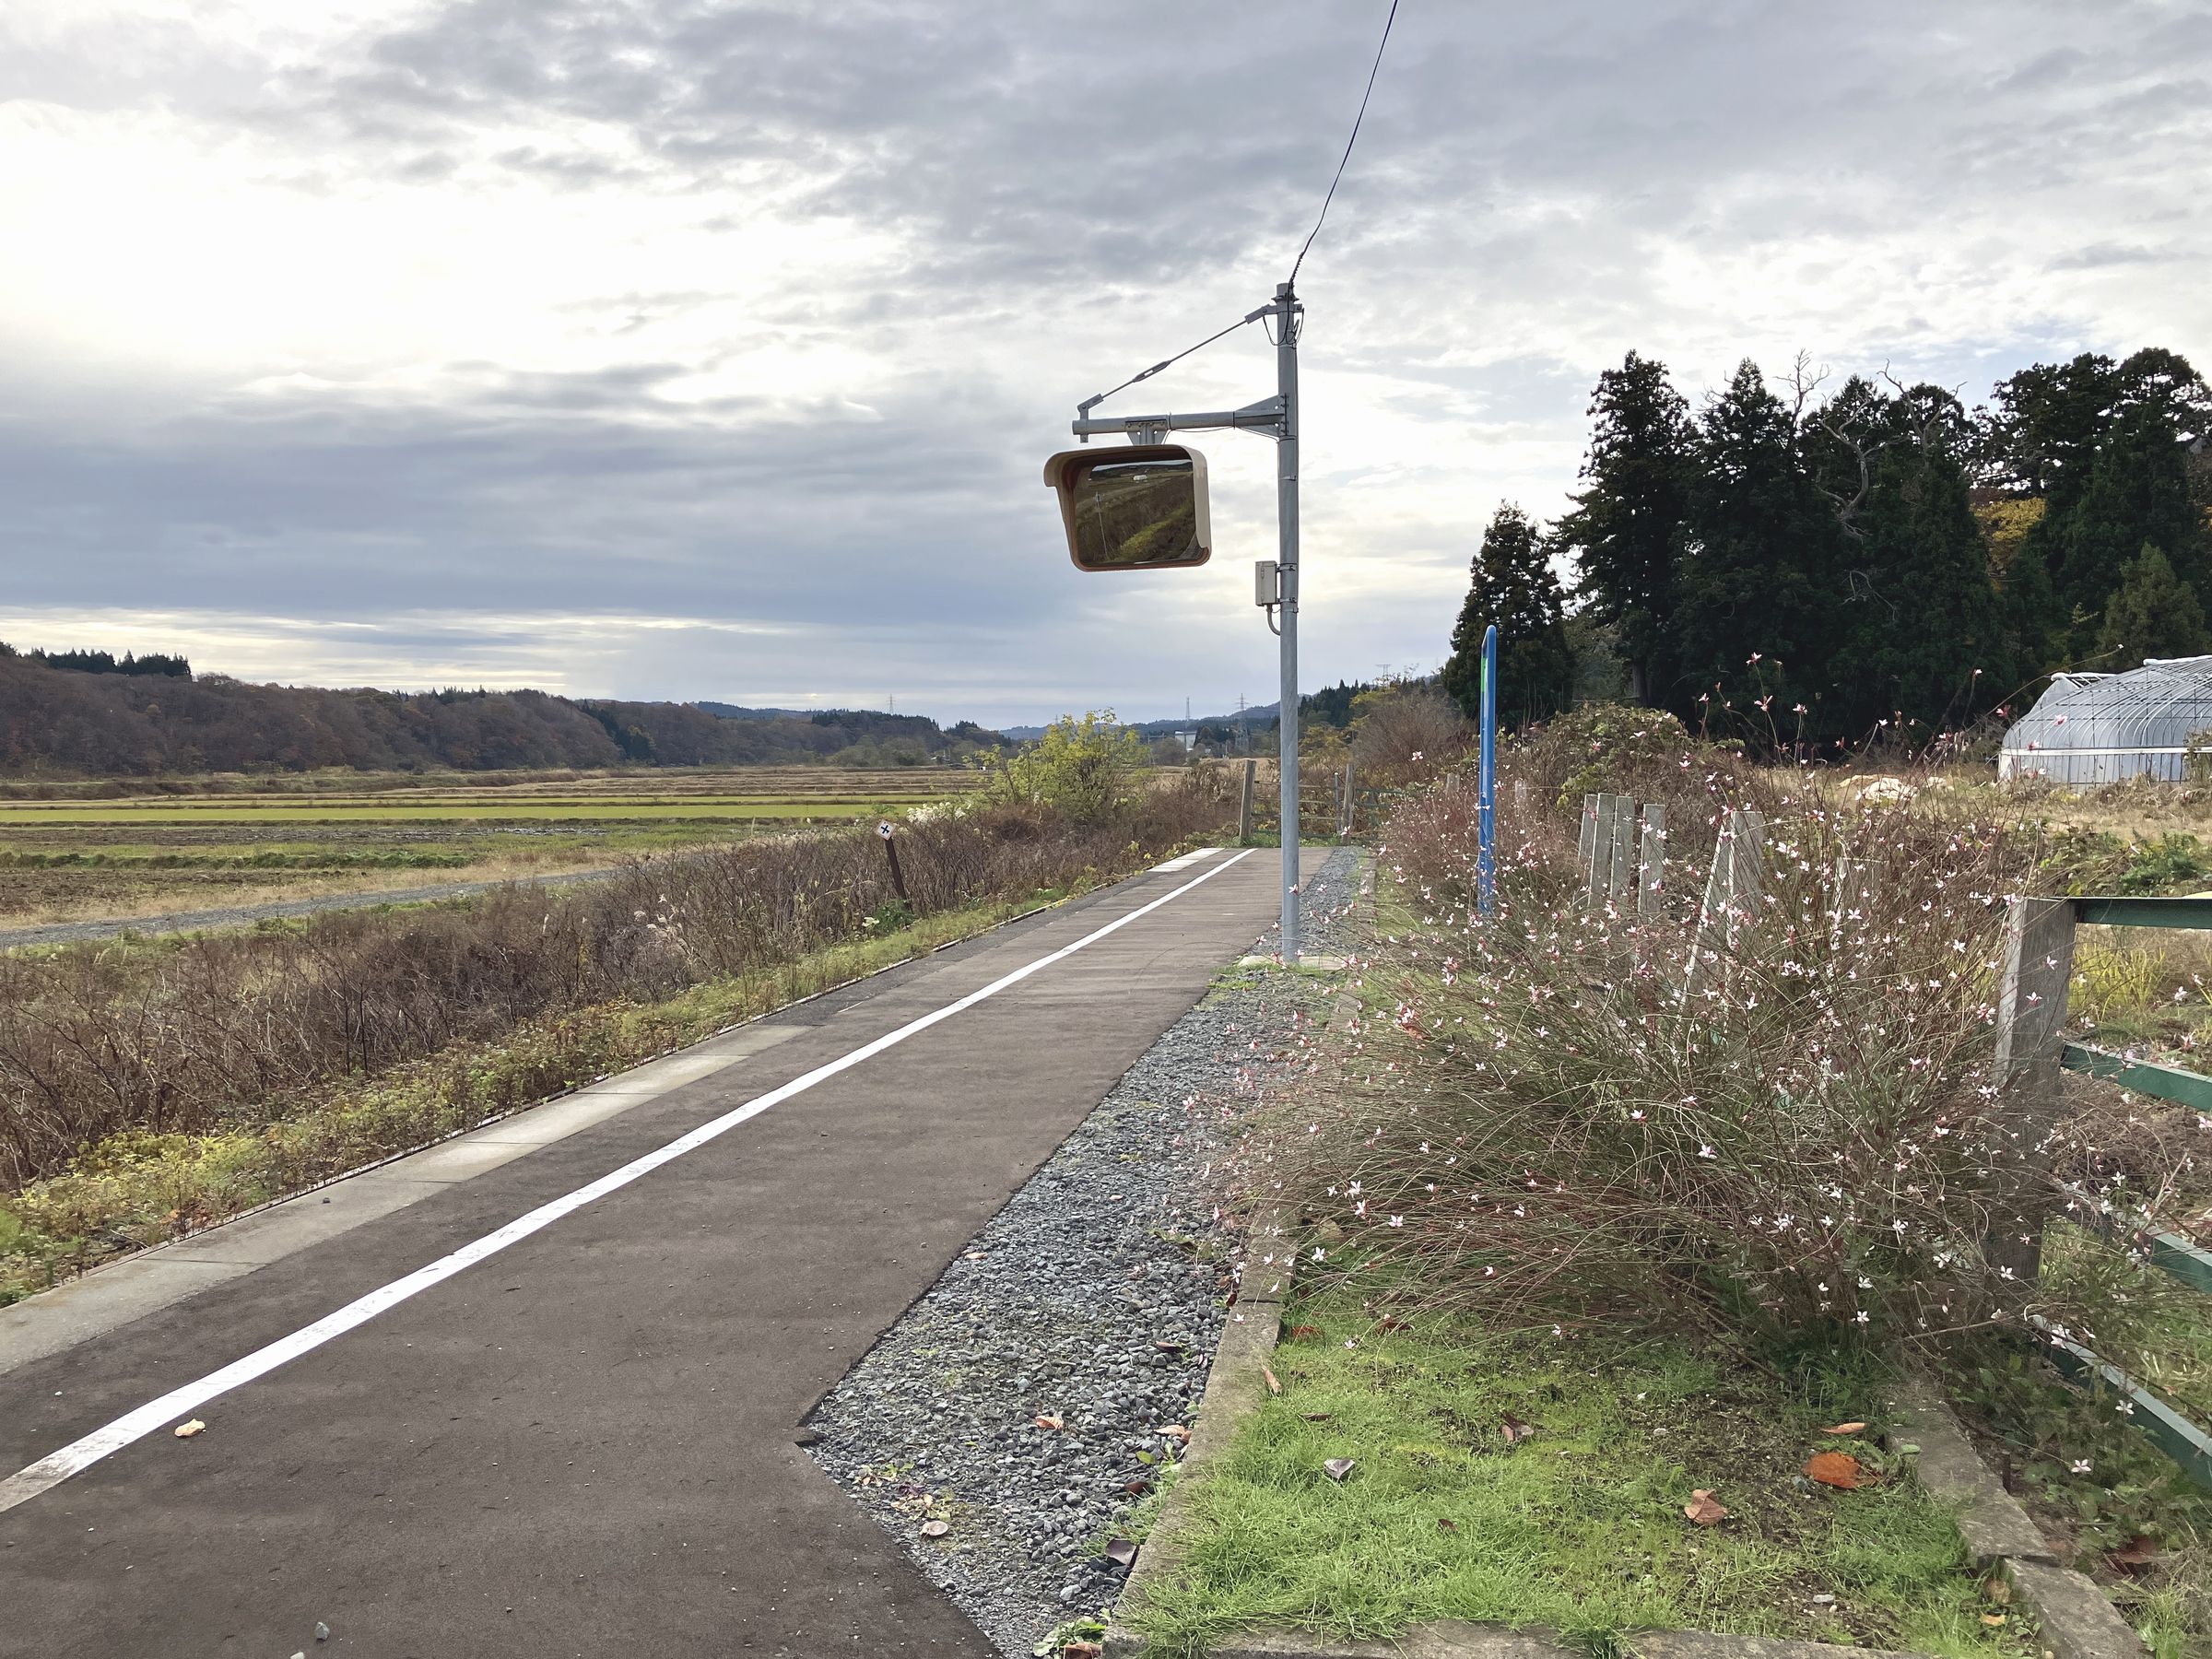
[0,0,2206,724]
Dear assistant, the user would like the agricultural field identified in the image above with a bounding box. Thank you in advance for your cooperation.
[0,765,985,928]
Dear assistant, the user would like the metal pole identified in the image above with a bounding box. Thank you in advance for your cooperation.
[1477,623,1497,912]
[1275,283,1301,961]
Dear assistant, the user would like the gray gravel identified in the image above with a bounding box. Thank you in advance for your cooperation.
[804,848,1362,1657]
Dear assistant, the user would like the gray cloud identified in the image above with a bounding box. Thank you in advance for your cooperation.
[1,0,2206,724]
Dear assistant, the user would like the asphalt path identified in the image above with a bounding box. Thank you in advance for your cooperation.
[0,847,1312,1658]
[0,866,626,952]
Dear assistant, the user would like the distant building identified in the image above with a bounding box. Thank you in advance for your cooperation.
[2001,655,2212,784]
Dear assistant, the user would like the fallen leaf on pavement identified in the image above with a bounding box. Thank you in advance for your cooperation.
[1821,1422,1868,1435]
[1103,1538,1138,1567]
[1262,1364,1283,1396]
[1805,1452,1865,1488]
[1322,1458,1358,1481]
[173,1419,206,1440]
[1034,1415,1064,1431]
[919,1520,950,1539]
[1683,1489,1729,1526]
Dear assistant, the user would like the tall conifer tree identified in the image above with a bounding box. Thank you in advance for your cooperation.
[1670,361,1848,738]
[1441,504,1574,727]
[1556,352,1693,704]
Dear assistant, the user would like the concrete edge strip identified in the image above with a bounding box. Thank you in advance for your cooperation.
[1886,1382,2148,1659]
[0,892,1077,1375]
[0,850,1258,1517]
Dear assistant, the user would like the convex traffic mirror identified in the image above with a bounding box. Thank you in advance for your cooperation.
[1042,444,1212,571]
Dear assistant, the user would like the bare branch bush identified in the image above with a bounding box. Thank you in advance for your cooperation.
[0,782,1228,1192]
[1220,738,2202,1360]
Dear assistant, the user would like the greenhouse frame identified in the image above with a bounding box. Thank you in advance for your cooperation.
[2000,655,2212,784]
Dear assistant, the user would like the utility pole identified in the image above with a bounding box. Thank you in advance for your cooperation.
[1068,286,1305,959]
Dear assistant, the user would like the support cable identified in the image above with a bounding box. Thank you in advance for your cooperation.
[1287,0,1401,288]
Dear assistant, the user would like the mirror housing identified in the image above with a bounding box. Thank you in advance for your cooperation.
[1043,444,1212,572]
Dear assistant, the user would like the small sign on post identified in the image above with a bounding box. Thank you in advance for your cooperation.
[877,820,909,904]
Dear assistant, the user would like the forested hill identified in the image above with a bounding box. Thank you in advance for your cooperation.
[0,653,1004,776]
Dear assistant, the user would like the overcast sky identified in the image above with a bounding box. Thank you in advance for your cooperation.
[2,1,2206,727]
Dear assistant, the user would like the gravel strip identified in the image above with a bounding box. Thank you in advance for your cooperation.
[804,848,1361,1657]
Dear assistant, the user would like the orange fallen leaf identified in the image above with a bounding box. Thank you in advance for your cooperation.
[1159,1424,1191,1444]
[1980,1614,2006,1628]
[172,1419,206,1440]
[1289,1324,1324,1341]
[1261,1364,1283,1396]
[1684,1488,1729,1526]
[1806,1452,1865,1488]
[1033,1414,1064,1431]
[1820,1421,1868,1436]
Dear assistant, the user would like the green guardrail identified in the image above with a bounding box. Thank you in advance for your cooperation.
[2075,896,2212,928]
[2062,1041,2212,1113]
[2050,895,2212,1488]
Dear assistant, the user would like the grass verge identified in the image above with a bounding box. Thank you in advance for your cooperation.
[0,887,1066,1305]
[1126,1292,2031,1659]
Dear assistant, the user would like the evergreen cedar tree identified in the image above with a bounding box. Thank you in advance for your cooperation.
[1535,346,2212,751]
[1441,504,1573,728]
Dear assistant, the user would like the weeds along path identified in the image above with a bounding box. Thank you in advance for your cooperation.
[0,865,628,951]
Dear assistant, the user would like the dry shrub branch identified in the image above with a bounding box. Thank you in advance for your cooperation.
[1228,710,2202,1359]
[0,783,1227,1193]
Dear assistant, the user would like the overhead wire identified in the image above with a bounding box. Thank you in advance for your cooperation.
[1077,0,1403,414]
[1288,0,1400,288]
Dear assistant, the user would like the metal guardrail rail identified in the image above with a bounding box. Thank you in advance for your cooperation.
[2022,893,2212,1485]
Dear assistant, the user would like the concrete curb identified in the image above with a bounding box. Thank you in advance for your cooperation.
[1885,1382,2147,1659]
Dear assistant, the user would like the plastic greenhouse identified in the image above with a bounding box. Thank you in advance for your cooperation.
[2000,655,2212,784]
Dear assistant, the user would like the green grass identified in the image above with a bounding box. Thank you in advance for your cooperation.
[1126,1293,2030,1659]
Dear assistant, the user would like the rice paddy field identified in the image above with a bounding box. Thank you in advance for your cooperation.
[0,765,985,926]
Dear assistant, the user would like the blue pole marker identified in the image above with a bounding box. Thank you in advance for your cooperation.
[1477,624,1498,912]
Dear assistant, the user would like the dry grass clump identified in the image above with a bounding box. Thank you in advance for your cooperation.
[1228,742,2197,1359]
[0,784,1226,1192]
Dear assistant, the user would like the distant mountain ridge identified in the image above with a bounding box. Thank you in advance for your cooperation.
[0,653,1005,778]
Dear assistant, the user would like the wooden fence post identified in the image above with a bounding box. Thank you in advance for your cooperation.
[1608,797,1636,900]
[1237,759,1255,841]
[1683,809,1767,997]
[1588,795,1620,905]
[1338,762,1356,841]
[1578,794,1600,892]
[1637,804,1666,920]
[1987,897,2079,1285]
[877,822,910,903]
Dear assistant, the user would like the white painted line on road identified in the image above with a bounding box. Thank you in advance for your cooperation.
[1152,846,1223,872]
[0,848,1257,1516]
